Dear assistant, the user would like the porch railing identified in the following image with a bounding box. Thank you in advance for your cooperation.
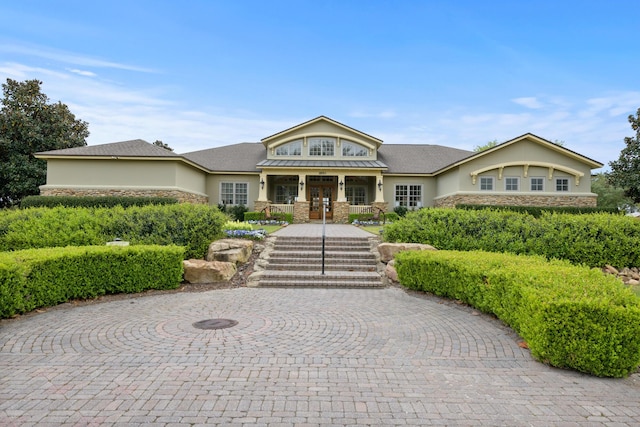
[270,203,295,214]
[349,205,373,215]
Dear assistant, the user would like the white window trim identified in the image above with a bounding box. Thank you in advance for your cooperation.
[394,184,423,209]
[308,137,336,157]
[504,177,519,191]
[479,176,494,191]
[530,177,544,192]
[555,177,570,192]
[220,182,249,206]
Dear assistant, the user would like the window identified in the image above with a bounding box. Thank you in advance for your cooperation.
[505,177,519,191]
[556,178,569,192]
[275,185,298,204]
[342,140,368,157]
[479,177,494,191]
[220,182,248,205]
[345,186,367,205]
[530,177,544,191]
[395,184,422,208]
[309,137,335,156]
[275,139,302,156]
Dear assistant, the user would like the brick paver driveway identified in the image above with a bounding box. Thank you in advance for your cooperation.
[2,286,640,426]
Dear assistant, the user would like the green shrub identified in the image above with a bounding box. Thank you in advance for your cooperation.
[394,205,408,217]
[228,204,248,221]
[244,211,263,221]
[223,221,253,231]
[395,249,640,377]
[0,245,184,318]
[456,204,620,217]
[20,195,178,208]
[0,204,226,259]
[383,208,640,268]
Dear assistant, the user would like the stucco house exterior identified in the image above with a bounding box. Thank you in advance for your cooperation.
[35,116,602,223]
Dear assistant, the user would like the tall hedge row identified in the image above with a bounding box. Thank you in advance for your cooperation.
[0,245,185,318]
[383,208,640,268]
[0,204,227,259]
[20,195,179,208]
[395,250,640,377]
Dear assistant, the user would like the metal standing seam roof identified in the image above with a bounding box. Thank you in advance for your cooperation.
[256,159,388,169]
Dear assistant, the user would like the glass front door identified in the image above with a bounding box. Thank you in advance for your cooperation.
[309,185,334,220]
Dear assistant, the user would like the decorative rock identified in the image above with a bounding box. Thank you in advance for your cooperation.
[603,265,619,275]
[183,259,237,283]
[385,259,399,283]
[207,239,254,265]
[627,279,640,286]
[246,271,265,288]
[377,242,437,263]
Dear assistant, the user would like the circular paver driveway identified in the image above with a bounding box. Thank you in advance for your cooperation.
[1,287,639,426]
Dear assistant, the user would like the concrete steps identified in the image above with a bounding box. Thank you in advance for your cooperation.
[257,235,383,288]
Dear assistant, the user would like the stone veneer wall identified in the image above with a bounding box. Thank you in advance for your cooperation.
[293,201,310,223]
[253,200,270,214]
[371,202,389,212]
[40,188,208,204]
[332,201,349,224]
[434,194,597,208]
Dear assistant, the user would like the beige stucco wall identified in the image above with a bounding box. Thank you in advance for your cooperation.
[41,158,208,200]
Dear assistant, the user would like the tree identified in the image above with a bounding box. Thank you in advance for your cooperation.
[153,139,173,151]
[608,108,640,203]
[0,79,89,207]
[473,139,498,152]
[590,172,634,210]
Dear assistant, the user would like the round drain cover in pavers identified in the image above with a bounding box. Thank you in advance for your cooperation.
[192,318,238,330]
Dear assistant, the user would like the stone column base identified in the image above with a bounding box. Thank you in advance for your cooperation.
[332,201,349,224]
[293,201,310,223]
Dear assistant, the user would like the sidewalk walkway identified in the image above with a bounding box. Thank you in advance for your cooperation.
[1,224,639,425]
[272,223,374,238]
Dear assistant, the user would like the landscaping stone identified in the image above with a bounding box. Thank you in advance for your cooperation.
[385,259,399,284]
[377,242,436,263]
[206,239,253,265]
[183,259,237,283]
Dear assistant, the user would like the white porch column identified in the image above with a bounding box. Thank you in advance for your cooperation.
[258,173,268,201]
[337,174,347,202]
[297,175,307,202]
[374,174,384,203]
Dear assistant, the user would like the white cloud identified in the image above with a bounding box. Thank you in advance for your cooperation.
[512,97,543,109]
[67,68,96,77]
[348,109,397,119]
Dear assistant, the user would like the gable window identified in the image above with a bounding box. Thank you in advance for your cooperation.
[479,177,494,191]
[395,184,422,208]
[530,177,544,191]
[309,137,335,156]
[342,140,368,157]
[221,182,248,206]
[505,177,519,191]
[556,178,569,192]
[275,139,302,156]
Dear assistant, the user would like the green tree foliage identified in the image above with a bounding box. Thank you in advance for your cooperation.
[609,108,640,202]
[0,79,89,207]
[473,139,498,152]
[591,172,634,210]
[152,139,173,151]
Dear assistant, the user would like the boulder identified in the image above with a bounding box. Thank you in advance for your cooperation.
[207,239,254,265]
[385,259,399,283]
[377,242,436,263]
[183,259,237,283]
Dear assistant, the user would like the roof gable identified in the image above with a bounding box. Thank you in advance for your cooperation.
[434,132,603,174]
[261,116,383,149]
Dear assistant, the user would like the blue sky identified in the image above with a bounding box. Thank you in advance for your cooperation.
[1,1,638,169]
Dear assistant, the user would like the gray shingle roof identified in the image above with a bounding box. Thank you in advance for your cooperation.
[377,144,473,174]
[37,139,179,158]
[181,143,265,172]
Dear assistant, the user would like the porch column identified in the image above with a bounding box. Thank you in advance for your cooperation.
[297,175,306,202]
[337,174,347,202]
[257,173,268,201]
[374,174,384,203]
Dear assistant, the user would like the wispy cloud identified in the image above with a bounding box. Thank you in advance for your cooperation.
[348,109,397,119]
[0,42,155,73]
[512,97,543,109]
[67,68,96,77]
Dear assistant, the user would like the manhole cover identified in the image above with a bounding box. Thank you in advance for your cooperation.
[193,318,238,330]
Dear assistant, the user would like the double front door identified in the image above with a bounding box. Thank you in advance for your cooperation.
[309,184,334,220]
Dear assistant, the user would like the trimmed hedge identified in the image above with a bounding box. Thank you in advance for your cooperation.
[0,245,184,319]
[395,249,640,377]
[383,208,640,268]
[20,195,179,208]
[456,204,620,217]
[0,204,227,259]
[244,211,293,223]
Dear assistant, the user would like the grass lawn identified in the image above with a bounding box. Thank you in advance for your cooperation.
[254,224,283,234]
[360,225,386,235]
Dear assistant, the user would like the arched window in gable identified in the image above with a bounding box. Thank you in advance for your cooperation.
[275,139,302,156]
[342,140,368,157]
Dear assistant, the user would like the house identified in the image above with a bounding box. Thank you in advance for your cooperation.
[35,116,602,223]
